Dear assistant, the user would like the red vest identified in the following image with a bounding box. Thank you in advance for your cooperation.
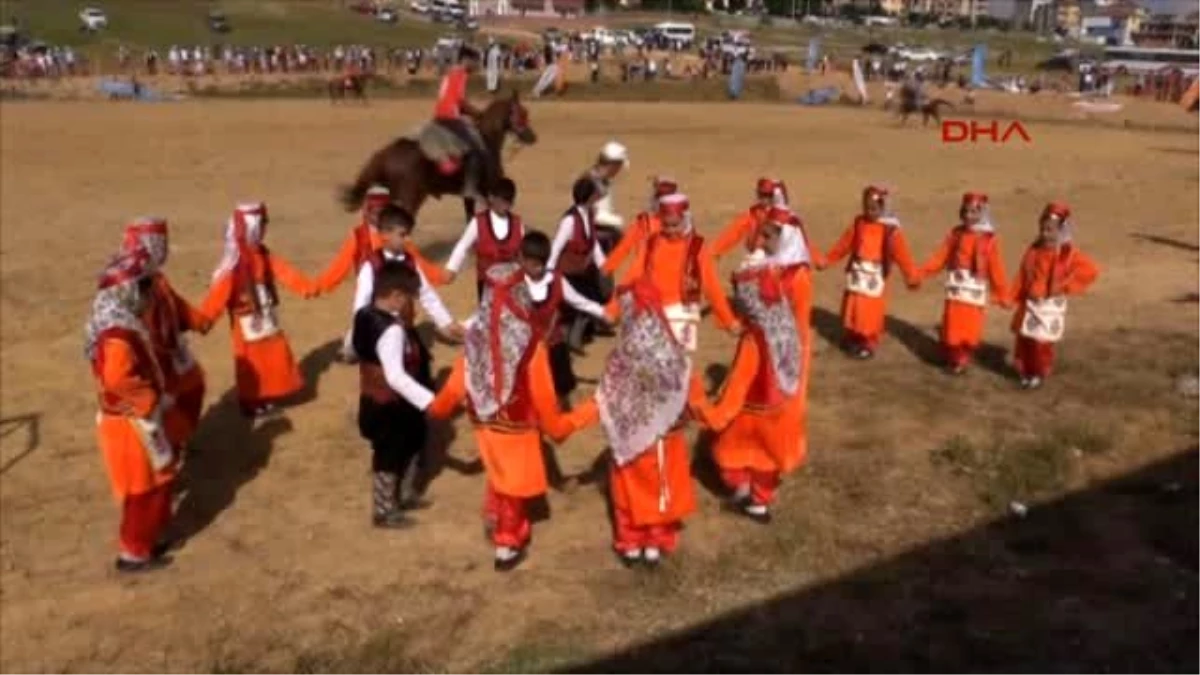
[475,211,524,277]
[644,232,705,305]
[948,227,994,279]
[527,274,566,344]
[93,327,162,416]
[557,207,596,275]
[848,217,897,278]
[367,250,418,275]
[228,248,279,317]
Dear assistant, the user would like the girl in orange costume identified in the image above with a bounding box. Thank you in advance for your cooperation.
[702,219,806,523]
[200,202,319,418]
[609,193,742,350]
[1009,202,1100,390]
[710,177,789,259]
[120,216,212,451]
[85,251,178,573]
[601,175,678,277]
[427,263,598,572]
[597,280,716,567]
[919,192,1014,374]
[823,185,921,359]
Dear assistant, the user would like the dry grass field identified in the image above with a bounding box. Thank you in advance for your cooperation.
[0,96,1196,672]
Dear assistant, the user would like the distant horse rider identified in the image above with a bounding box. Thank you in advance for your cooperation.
[433,44,490,201]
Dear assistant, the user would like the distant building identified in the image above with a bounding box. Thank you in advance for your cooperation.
[506,0,585,17]
[1132,10,1199,46]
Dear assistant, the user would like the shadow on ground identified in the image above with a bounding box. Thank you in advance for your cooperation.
[170,339,341,544]
[566,449,1199,672]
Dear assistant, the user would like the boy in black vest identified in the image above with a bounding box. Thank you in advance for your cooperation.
[352,261,436,529]
[549,177,609,348]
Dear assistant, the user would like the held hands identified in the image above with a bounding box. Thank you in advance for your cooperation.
[444,270,458,283]
[727,320,745,336]
[440,322,467,343]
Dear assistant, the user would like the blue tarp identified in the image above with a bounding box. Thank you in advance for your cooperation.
[97,79,179,101]
[970,44,987,89]
[728,57,746,99]
[796,86,840,106]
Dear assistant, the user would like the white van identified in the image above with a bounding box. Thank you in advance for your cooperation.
[654,22,695,48]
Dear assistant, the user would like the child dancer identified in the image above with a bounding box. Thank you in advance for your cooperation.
[710,177,789,259]
[200,202,318,418]
[1009,202,1100,389]
[352,261,436,528]
[351,205,463,343]
[119,216,211,451]
[85,251,177,573]
[918,192,1012,374]
[600,175,678,277]
[701,219,807,523]
[428,264,597,571]
[823,185,921,359]
[443,178,526,300]
[597,279,716,568]
[315,186,447,363]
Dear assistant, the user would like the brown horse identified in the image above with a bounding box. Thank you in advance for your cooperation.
[897,88,954,126]
[338,91,537,221]
[329,73,368,104]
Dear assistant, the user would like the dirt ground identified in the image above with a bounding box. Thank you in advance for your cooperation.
[0,98,1196,672]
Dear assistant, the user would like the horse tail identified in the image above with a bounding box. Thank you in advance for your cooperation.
[338,151,382,212]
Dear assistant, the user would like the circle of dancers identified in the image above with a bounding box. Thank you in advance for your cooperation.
[86,145,1100,573]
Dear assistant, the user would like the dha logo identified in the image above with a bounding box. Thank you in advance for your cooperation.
[941,120,1033,144]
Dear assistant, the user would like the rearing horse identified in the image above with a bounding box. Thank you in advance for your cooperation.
[338,90,537,220]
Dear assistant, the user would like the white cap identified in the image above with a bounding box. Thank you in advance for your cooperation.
[600,141,629,167]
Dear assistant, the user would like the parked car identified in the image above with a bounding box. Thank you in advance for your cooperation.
[350,1,377,14]
[79,7,108,31]
[410,0,430,12]
[376,7,398,22]
[457,17,479,32]
[207,11,231,33]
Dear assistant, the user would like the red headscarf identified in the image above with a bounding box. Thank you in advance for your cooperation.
[121,216,169,269]
[757,178,789,206]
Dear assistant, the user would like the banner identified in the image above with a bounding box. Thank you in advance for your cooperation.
[485,45,501,92]
[805,38,819,73]
[851,59,867,104]
[533,64,558,97]
[728,56,746,99]
[970,44,987,89]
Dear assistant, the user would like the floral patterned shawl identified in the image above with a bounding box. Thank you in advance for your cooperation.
[464,262,535,421]
[732,267,801,397]
[596,281,691,466]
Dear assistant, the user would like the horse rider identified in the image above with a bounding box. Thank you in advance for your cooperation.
[433,44,490,201]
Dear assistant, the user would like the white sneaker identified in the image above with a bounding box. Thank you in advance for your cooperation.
[643,547,662,563]
[1028,376,1043,390]
[744,503,768,517]
[495,546,519,562]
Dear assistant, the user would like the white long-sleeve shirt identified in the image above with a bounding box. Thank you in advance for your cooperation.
[589,172,623,229]
[444,211,512,274]
[352,250,454,329]
[548,207,607,271]
[461,274,607,329]
[376,324,434,410]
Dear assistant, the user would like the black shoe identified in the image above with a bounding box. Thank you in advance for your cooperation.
[493,547,527,572]
[150,538,179,559]
[398,496,432,511]
[372,511,414,529]
[115,555,173,574]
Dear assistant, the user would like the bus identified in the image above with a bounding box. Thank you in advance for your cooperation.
[1102,46,1200,75]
